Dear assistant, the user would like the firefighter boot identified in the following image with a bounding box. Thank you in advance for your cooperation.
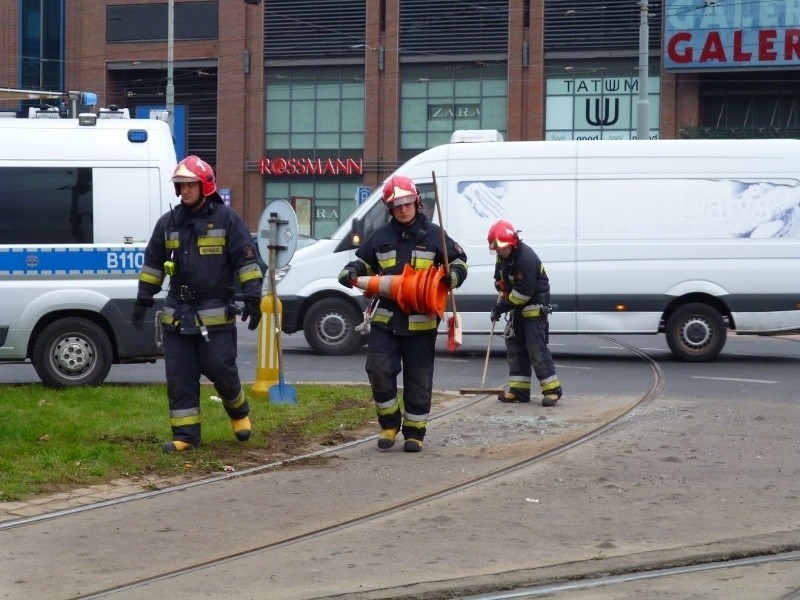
[377,428,398,450]
[162,440,193,454]
[498,391,530,403]
[403,438,423,453]
[231,416,252,442]
[542,394,561,407]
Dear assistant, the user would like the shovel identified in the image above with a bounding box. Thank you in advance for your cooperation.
[266,216,297,405]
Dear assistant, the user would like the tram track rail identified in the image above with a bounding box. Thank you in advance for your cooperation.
[10,335,797,600]
[37,336,664,599]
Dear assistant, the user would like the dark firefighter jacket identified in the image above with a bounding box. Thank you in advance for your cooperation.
[347,212,468,335]
[493,240,550,320]
[137,198,263,333]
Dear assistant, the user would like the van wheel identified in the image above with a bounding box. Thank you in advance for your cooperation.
[665,303,726,362]
[303,298,363,355]
[32,318,113,387]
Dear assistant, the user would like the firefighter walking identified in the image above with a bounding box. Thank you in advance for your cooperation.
[338,175,468,452]
[488,219,563,406]
[131,155,263,453]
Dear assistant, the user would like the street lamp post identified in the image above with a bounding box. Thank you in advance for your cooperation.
[166,0,174,135]
[636,0,649,140]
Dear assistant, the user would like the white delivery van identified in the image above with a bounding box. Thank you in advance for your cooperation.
[0,109,177,386]
[277,136,800,362]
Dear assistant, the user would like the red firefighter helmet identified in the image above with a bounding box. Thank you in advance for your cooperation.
[382,175,421,211]
[171,155,217,197]
[487,219,520,250]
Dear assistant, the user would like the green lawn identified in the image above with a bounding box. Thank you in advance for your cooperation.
[0,383,375,501]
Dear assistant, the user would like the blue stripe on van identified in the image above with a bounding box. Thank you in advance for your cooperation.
[0,247,144,275]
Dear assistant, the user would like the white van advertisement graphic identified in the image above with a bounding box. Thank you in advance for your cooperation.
[455,178,800,240]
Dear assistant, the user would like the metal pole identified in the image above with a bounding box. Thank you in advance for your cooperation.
[166,0,175,135]
[636,0,649,140]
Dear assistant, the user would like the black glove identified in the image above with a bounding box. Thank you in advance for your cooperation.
[131,300,152,331]
[441,270,459,290]
[241,297,262,331]
[338,266,357,288]
[490,304,504,323]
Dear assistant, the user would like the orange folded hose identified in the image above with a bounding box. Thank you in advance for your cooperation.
[354,264,448,318]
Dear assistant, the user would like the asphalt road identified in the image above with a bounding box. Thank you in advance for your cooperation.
[2,327,799,398]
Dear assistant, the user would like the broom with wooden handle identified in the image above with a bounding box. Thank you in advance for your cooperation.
[459,312,504,395]
[432,171,462,351]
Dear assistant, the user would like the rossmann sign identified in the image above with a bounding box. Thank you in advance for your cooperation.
[664,0,800,70]
[259,157,363,176]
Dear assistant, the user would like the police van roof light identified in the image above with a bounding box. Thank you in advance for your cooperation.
[128,129,148,143]
[80,92,98,107]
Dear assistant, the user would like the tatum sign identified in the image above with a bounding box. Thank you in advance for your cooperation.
[664,0,800,70]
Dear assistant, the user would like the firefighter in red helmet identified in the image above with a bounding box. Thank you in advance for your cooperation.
[488,219,563,406]
[338,174,468,452]
[131,155,263,453]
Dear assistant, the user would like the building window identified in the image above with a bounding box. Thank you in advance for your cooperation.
[545,72,660,141]
[400,63,508,158]
[264,67,365,238]
[20,0,63,91]
[266,68,364,151]
[106,1,218,42]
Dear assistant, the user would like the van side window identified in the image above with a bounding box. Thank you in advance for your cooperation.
[2,167,93,244]
[416,183,436,222]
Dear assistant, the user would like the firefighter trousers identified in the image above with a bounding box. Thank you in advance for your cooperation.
[504,317,562,402]
[162,327,249,445]
[365,326,436,441]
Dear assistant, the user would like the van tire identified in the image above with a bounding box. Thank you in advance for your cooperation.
[32,318,113,387]
[665,303,726,362]
[303,298,363,355]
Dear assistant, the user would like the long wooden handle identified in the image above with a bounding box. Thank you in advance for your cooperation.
[480,320,495,388]
[432,171,458,316]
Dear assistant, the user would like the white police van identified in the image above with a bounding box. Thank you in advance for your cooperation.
[0,105,177,386]
[278,133,800,362]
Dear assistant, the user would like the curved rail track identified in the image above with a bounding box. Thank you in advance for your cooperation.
[4,335,799,599]
[35,336,658,599]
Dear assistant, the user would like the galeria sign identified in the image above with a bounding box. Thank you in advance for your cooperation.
[663,0,800,70]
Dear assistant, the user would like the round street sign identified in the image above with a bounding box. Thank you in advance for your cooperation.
[257,199,299,270]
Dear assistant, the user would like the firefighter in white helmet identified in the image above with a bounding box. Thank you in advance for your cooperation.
[488,219,563,406]
[338,175,468,452]
[132,155,263,453]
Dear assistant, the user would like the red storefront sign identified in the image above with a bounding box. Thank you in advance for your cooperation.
[667,28,800,65]
[259,157,363,176]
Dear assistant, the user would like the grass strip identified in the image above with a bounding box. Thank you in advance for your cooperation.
[0,383,374,501]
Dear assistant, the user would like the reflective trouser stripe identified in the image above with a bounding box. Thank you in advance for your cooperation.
[376,397,400,416]
[169,408,201,428]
